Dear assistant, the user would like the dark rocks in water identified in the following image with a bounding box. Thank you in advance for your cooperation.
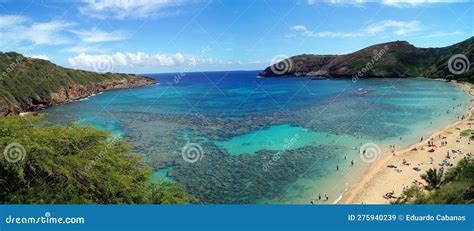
[101,99,412,203]
[56,83,426,204]
[311,77,328,81]
[172,144,342,204]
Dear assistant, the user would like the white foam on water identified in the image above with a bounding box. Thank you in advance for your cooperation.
[333,195,343,204]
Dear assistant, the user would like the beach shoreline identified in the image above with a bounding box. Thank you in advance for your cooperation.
[339,80,473,204]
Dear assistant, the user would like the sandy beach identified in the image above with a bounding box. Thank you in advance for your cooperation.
[340,81,474,204]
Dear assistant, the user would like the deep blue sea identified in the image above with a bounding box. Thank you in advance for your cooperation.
[43,71,470,204]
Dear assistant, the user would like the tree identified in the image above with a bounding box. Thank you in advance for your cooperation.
[421,168,444,190]
[392,185,425,204]
[149,182,194,204]
[0,115,191,204]
[394,159,473,204]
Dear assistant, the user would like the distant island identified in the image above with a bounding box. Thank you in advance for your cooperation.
[0,52,156,116]
[260,37,473,83]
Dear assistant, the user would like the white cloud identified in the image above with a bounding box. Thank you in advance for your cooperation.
[79,0,190,19]
[365,20,421,35]
[113,52,128,66]
[0,15,29,28]
[29,55,50,61]
[292,20,422,38]
[293,25,307,31]
[292,25,364,38]
[71,28,127,42]
[0,15,73,47]
[126,52,150,65]
[324,0,368,6]
[421,31,464,38]
[320,0,466,7]
[67,52,219,71]
[64,45,107,53]
[381,0,467,7]
[27,21,74,45]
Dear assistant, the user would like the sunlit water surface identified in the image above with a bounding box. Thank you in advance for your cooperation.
[44,71,470,204]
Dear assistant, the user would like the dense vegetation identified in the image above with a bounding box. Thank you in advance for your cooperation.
[393,158,474,204]
[0,52,154,115]
[260,36,473,83]
[0,115,192,204]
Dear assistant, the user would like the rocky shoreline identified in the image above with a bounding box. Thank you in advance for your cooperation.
[1,75,156,116]
[259,37,473,82]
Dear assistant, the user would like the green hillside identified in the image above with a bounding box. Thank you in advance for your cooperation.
[260,37,473,83]
[0,52,155,115]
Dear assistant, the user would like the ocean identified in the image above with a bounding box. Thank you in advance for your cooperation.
[43,71,470,204]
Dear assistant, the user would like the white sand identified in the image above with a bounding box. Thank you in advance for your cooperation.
[340,82,473,204]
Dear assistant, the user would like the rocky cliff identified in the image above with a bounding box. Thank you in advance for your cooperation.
[260,37,473,82]
[0,52,156,116]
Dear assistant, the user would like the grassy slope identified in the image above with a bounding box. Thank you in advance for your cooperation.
[0,52,154,114]
[261,37,473,82]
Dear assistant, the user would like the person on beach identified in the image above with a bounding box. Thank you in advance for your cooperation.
[336,165,339,171]
[318,193,321,200]
[351,160,354,166]
[325,194,329,201]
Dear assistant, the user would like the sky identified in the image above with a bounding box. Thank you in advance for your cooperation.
[0,0,472,74]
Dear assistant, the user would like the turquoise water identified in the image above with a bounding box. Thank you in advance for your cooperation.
[43,71,471,204]
[152,166,176,183]
[214,124,359,156]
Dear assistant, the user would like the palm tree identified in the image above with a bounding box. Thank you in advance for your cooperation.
[421,168,444,190]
